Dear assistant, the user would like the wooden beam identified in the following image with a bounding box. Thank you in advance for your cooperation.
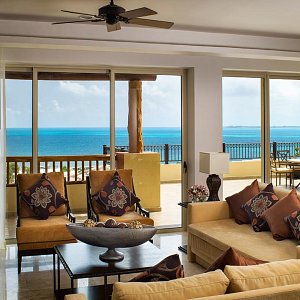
[5,71,157,81]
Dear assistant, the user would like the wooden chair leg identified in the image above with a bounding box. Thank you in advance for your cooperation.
[18,251,22,274]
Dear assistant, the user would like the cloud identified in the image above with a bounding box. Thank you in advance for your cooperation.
[59,81,108,97]
[52,100,63,112]
[223,77,260,98]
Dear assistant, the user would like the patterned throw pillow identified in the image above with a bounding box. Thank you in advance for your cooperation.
[21,173,67,220]
[285,210,300,241]
[130,254,184,282]
[241,183,278,232]
[93,171,140,216]
[206,248,267,272]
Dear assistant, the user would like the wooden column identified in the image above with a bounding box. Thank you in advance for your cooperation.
[128,80,143,153]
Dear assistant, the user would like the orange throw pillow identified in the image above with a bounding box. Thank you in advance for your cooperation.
[262,189,300,240]
[226,179,260,224]
[205,248,266,272]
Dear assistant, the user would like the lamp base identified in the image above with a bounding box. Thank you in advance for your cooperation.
[206,174,221,201]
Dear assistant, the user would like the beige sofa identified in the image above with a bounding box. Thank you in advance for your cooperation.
[65,259,300,300]
[187,183,300,269]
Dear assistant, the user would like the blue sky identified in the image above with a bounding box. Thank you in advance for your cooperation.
[7,75,300,128]
[6,75,182,128]
[223,77,300,127]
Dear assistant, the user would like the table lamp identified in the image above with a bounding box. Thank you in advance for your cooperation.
[199,152,230,201]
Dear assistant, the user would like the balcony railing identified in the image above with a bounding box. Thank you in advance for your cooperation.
[223,141,300,160]
[6,154,110,186]
[103,144,182,164]
[9,141,299,186]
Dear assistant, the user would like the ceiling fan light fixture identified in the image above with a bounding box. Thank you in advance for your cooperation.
[53,1,173,32]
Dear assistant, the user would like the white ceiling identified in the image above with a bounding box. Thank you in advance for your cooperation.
[2,0,300,38]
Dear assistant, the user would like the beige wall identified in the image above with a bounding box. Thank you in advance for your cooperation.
[160,164,181,183]
[224,159,261,179]
[117,152,161,212]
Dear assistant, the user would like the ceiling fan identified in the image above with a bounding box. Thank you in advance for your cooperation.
[52,0,174,32]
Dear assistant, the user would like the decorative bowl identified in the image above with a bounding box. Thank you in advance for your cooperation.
[66,223,157,262]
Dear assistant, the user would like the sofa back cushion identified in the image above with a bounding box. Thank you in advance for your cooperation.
[224,259,300,293]
[112,270,229,300]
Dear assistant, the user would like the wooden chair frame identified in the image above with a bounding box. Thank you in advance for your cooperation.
[86,176,150,222]
[16,178,76,274]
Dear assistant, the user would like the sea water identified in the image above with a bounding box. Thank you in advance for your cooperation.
[6,126,300,156]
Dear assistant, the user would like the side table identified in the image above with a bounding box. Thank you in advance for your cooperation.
[177,201,192,254]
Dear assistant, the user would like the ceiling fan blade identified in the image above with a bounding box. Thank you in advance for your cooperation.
[106,22,121,32]
[61,10,96,17]
[119,7,157,19]
[128,18,174,29]
[52,20,94,25]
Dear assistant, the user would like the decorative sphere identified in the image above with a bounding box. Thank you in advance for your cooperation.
[104,218,118,228]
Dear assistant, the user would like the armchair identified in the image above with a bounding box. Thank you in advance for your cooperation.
[86,169,154,225]
[16,172,76,273]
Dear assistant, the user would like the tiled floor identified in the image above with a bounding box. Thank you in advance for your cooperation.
[1,232,204,300]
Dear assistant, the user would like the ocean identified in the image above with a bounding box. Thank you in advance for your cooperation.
[6,126,300,157]
[6,127,182,156]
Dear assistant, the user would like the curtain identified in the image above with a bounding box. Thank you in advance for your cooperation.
[0,48,5,249]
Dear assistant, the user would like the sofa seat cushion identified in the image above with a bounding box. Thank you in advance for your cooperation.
[188,218,298,262]
[224,259,300,293]
[17,215,75,244]
[112,270,229,300]
[98,211,154,226]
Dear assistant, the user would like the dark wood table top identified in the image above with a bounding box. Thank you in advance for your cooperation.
[54,241,166,279]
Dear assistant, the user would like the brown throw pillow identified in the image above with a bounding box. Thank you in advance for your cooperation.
[285,210,300,241]
[21,173,68,220]
[226,179,260,224]
[241,183,279,232]
[130,254,184,282]
[92,171,140,216]
[205,248,266,272]
[262,189,300,240]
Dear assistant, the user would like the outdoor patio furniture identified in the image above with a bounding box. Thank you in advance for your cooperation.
[86,169,154,225]
[270,153,294,186]
[16,172,76,274]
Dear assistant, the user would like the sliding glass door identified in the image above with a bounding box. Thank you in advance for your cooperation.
[114,71,184,228]
[222,76,262,197]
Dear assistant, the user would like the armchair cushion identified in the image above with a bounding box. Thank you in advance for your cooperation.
[93,171,140,216]
[21,173,68,220]
[16,215,75,245]
[17,172,67,218]
[90,170,135,214]
[130,254,184,282]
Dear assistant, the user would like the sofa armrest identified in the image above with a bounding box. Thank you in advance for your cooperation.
[187,201,232,225]
[64,294,87,300]
[192,283,300,299]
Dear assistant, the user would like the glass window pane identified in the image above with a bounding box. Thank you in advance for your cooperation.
[222,77,261,196]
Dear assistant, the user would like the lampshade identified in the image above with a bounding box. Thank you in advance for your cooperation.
[199,152,229,174]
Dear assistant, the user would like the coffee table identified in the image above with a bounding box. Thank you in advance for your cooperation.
[54,241,166,300]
